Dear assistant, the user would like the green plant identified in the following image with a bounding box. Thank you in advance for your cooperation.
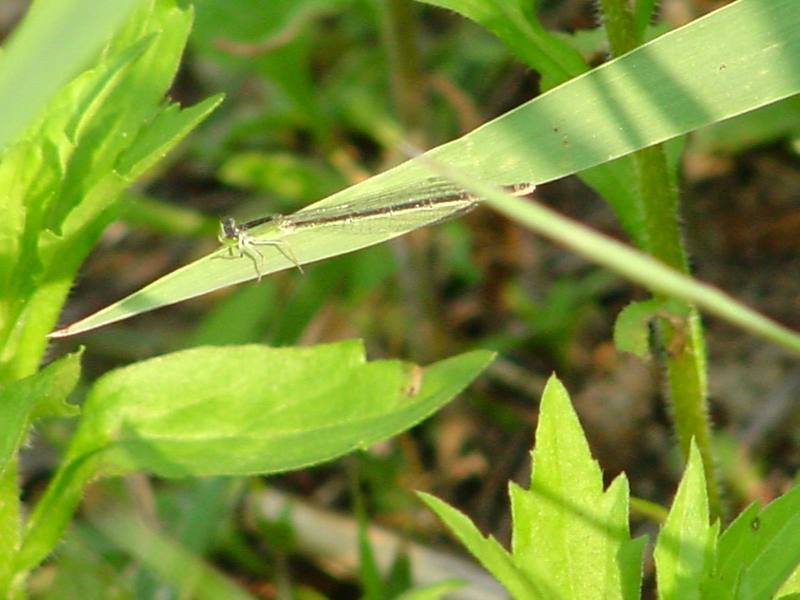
[0,1,491,596]
[422,375,800,599]
[1,0,799,597]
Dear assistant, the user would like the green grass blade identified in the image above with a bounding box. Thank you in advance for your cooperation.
[51,0,800,337]
[413,161,800,354]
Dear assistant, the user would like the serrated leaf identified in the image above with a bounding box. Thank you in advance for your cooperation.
[0,351,82,476]
[421,375,643,599]
[511,375,644,599]
[115,94,224,180]
[655,442,714,599]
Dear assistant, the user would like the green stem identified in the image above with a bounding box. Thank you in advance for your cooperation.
[0,458,22,599]
[599,0,720,518]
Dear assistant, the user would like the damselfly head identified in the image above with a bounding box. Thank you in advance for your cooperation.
[219,217,239,243]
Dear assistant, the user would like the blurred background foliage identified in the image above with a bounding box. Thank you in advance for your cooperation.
[15,0,800,597]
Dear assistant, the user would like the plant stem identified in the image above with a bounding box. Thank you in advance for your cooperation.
[0,458,21,598]
[598,0,720,518]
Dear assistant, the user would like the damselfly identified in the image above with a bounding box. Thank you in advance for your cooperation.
[218,179,535,280]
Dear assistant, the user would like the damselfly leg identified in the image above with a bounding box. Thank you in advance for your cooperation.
[217,217,303,281]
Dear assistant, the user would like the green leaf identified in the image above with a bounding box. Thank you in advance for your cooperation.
[614,298,691,358]
[0,0,142,151]
[82,342,487,477]
[51,0,800,337]
[1,0,220,381]
[35,0,198,240]
[15,343,492,575]
[704,484,800,599]
[0,351,82,476]
[654,442,716,599]
[421,375,644,599]
[115,94,224,180]
[0,352,82,593]
[421,0,656,248]
[512,376,644,599]
[418,0,588,89]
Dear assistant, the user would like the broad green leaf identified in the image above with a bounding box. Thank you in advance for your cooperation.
[51,0,800,338]
[15,342,491,574]
[704,484,800,599]
[418,493,541,599]
[654,442,716,599]
[0,0,142,152]
[614,298,691,358]
[0,351,82,476]
[84,343,488,476]
[511,376,644,599]
[421,375,644,599]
